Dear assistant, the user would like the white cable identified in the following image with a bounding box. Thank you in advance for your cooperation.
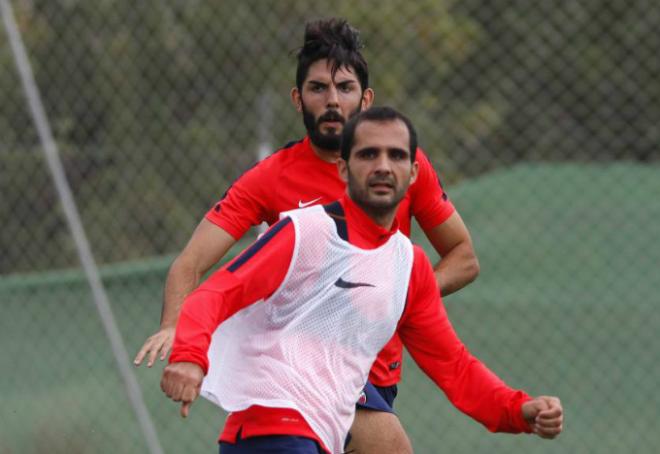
[0,2,163,453]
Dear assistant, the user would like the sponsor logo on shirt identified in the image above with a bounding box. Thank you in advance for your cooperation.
[298,197,322,208]
[280,417,301,423]
[334,277,375,289]
[389,361,401,370]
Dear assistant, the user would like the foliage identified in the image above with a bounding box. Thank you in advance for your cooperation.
[2,0,658,272]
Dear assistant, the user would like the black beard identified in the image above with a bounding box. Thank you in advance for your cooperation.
[304,109,342,150]
[301,104,360,150]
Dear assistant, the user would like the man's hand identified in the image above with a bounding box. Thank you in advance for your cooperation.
[133,326,176,367]
[522,396,563,439]
[160,362,204,418]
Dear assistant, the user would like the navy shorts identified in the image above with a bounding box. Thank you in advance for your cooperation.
[345,382,398,448]
[220,434,323,454]
[355,381,398,412]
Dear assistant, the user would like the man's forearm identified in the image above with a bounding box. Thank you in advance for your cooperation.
[433,242,480,296]
[160,257,205,329]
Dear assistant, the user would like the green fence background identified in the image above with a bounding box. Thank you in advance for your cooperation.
[2,1,659,453]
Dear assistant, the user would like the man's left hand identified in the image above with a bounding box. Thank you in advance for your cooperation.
[522,395,563,439]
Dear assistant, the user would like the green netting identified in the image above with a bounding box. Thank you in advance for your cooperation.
[2,163,658,453]
[3,1,659,451]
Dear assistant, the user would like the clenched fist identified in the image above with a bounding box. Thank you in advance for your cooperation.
[160,362,204,418]
[522,396,563,439]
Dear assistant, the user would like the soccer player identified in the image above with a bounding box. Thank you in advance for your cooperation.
[160,107,564,454]
[137,18,479,452]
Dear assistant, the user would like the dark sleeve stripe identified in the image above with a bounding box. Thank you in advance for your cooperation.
[279,138,304,150]
[416,147,449,201]
[213,161,260,211]
[437,172,449,201]
[227,217,292,272]
[323,201,348,241]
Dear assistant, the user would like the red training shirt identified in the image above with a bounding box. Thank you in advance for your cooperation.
[173,194,531,451]
[205,136,455,386]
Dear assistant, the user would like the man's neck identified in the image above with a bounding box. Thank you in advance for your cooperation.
[353,201,397,230]
[310,143,341,163]
[365,211,396,230]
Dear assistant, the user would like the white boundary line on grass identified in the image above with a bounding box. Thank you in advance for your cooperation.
[0,2,163,453]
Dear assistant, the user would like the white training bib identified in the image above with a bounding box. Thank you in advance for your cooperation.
[201,205,413,453]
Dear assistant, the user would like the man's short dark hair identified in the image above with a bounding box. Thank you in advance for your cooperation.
[341,106,418,162]
[296,18,369,92]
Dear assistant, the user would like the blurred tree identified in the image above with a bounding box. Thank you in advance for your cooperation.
[2,0,658,273]
[448,0,660,168]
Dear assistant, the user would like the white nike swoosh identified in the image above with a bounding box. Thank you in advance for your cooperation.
[298,197,322,208]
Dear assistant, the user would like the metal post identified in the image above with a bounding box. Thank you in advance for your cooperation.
[0,2,164,453]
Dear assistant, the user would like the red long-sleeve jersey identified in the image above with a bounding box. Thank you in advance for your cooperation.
[205,136,456,386]
[171,194,531,451]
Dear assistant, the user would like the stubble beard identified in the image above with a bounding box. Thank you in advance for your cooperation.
[346,171,408,222]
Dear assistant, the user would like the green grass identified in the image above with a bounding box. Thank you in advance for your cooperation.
[1,162,658,453]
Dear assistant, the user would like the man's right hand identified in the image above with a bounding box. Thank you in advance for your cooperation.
[133,326,175,367]
[161,362,204,418]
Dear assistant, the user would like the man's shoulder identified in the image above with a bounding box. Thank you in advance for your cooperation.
[242,138,307,179]
[413,147,433,169]
[277,138,306,153]
[264,138,307,165]
[411,147,438,182]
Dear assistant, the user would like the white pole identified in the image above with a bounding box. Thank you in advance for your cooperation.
[0,2,164,453]
[256,90,273,235]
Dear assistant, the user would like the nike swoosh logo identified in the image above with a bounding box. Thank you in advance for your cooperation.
[334,277,375,289]
[298,197,322,208]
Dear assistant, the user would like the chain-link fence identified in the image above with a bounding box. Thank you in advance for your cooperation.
[1,0,658,453]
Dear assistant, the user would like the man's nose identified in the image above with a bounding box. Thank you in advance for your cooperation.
[373,152,393,173]
[326,85,339,107]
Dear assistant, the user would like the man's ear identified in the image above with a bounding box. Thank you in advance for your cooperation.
[337,158,349,183]
[291,87,302,112]
[409,160,419,185]
[361,88,374,110]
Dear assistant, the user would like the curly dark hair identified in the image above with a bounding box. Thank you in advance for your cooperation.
[295,18,369,91]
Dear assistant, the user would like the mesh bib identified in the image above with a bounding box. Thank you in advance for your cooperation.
[201,205,413,453]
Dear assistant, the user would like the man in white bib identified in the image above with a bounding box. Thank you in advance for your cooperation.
[161,107,563,453]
